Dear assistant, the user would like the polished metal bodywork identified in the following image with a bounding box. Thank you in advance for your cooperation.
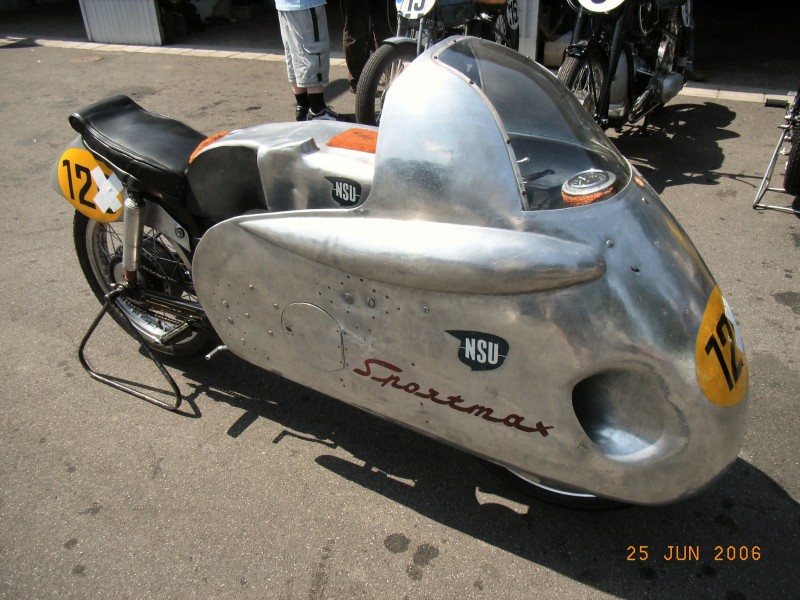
[192,38,748,505]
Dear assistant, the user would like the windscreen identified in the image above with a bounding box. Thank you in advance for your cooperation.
[435,39,631,210]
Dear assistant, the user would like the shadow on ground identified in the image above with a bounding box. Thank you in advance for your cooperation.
[148,351,800,600]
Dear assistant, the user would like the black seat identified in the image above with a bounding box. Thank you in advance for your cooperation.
[69,95,206,201]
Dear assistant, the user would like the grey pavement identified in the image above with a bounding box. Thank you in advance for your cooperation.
[0,2,798,600]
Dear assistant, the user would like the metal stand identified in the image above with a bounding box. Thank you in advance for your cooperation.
[78,285,183,411]
[752,97,800,216]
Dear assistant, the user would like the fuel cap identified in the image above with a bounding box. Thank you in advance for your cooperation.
[562,169,617,206]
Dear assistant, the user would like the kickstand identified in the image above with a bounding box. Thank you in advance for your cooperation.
[78,286,183,411]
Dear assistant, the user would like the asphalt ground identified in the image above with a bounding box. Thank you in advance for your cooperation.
[0,9,798,600]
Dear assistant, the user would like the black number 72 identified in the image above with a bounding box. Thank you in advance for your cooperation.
[704,313,744,391]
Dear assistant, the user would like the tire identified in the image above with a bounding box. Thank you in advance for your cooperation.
[355,43,418,126]
[783,91,800,195]
[558,49,608,120]
[785,126,800,196]
[73,211,214,357]
[482,461,625,510]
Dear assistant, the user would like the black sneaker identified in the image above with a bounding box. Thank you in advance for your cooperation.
[295,105,309,121]
[307,106,339,121]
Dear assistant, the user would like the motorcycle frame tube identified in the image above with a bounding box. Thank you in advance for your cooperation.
[122,192,145,284]
[596,1,631,127]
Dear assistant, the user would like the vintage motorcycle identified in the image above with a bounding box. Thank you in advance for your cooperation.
[558,0,693,130]
[354,0,517,125]
[52,37,748,507]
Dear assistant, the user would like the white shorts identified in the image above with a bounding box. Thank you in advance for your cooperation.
[279,6,331,88]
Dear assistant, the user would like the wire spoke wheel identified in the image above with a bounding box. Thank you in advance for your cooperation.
[558,49,607,119]
[355,43,418,126]
[73,211,213,357]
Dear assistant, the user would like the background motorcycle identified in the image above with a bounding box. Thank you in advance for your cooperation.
[355,0,518,125]
[557,0,693,130]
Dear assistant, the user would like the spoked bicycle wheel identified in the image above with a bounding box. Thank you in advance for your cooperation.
[73,211,214,357]
[355,43,418,126]
[557,47,608,120]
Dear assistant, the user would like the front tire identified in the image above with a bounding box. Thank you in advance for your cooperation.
[355,43,418,126]
[73,211,214,357]
[558,48,608,120]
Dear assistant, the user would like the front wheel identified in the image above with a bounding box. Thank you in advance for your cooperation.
[73,211,214,357]
[558,49,608,121]
[355,43,418,126]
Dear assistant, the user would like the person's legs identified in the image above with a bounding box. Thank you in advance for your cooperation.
[279,7,337,120]
[369,0,396,48]
[341,0,371,91]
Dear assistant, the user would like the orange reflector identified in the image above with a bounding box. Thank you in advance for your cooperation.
[562,186,616,206]
[327,128,379,154]
[189,130,231,163]
[561,169,617,206]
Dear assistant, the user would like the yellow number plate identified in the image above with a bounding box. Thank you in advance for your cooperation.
[58,147,123,223]
[695,286,748,407]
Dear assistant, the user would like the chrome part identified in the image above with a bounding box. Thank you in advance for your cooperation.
[562,169,616,199]
[660,71,684,104]
[122,193,145,281]
[83,218,203,347]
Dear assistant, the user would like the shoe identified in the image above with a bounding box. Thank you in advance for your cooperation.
[295,105,309,121]
[307,106,340,121]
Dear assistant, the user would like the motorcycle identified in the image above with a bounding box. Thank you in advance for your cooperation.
[51,37,748,507]
[354,0,518,125]
[558,0,693,130]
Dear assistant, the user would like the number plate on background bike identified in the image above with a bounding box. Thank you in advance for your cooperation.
[396,0,435,20]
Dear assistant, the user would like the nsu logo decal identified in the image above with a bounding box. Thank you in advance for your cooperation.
[325,177,361,207]
[447,331,509,371]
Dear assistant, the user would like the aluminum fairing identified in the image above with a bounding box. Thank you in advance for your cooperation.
[193,38,748,505]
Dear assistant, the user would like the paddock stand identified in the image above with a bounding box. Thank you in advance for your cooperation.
[752,92,800,216]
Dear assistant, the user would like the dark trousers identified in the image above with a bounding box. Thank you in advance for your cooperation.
[340,0,397,88]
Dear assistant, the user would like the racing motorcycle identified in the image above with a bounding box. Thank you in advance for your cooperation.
[52,37,748,508]
[355,0,518,125]
[558,0,693,130]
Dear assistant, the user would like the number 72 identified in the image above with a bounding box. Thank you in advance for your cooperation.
[704,313,744,391]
